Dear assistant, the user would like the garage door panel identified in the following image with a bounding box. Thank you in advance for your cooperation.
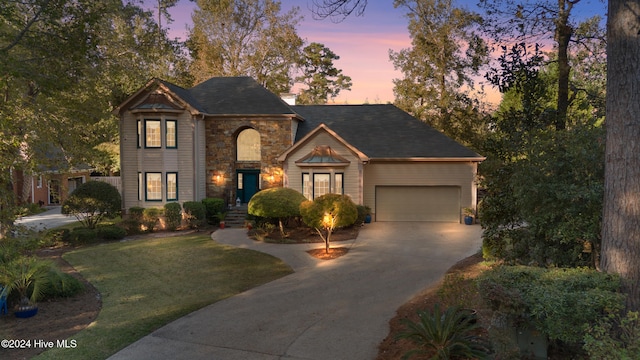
[376,186,460,222]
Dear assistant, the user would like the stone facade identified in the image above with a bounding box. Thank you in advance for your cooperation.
[205,116,294,202]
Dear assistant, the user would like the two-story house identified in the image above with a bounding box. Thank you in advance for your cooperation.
[114,76,484,222]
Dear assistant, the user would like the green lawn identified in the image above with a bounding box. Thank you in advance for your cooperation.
[35,233,293,360]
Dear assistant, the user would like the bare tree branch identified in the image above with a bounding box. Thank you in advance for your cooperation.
[311,0,368,22]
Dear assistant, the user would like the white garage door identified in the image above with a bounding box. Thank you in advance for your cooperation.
[376,186,461,222]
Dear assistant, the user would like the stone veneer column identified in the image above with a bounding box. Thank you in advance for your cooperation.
[204,116,293,201]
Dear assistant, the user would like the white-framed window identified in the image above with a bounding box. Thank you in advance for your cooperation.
[137,120,142,148]
[145,119,161,148]
[302,173,344,200]
[166,120,177,148]
[302,173,311,200]
[145,172,162,201]
[313,173,330,199]
[166,172,177,201]
[335,173,343,195]
[237,128,260,161]
[36,175,43,189]
[138,172,143,201]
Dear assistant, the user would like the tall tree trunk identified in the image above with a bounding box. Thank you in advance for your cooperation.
[601,0,640,312]
[555,1,572,131]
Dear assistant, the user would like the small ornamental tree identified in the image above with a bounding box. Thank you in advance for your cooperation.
[248,188,307,236]
[61,181,121,229]
[300,193,358,254]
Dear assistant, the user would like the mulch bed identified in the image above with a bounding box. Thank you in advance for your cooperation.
[1,247,101,360]
[306,247,350,260]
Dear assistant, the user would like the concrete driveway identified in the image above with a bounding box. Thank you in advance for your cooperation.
[109,222,483,360]
[15,206,78,231]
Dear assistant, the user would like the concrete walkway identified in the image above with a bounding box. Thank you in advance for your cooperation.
[109,222,482,360]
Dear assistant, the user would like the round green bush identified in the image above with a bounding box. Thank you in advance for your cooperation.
[202,198,225,224]
[248,188,307,219]
[142,207,162,232]
[61,181,122,229]
[300,193,358,230]
[164,202,182,231]
[183,201,206,229]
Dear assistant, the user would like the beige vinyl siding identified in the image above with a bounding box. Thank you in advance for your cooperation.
[283,130,363,204]
[120,111,198,210]
[120,111,139,210]
[363,161,478,222]
[194,117,206,201]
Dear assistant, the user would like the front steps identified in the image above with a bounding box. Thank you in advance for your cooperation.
[224,205,248,228]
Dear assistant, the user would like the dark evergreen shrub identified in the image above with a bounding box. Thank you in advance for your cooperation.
[202,198,225,224]
[69,228,99,245]
[97,225,127,240]
[183,201,206,229]
[164,202,182,231]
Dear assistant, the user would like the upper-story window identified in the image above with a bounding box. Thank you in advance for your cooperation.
[166,120,177,148]
[145,119,161,148]
[237,128,260,161]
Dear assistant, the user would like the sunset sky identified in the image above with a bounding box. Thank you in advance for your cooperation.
[157,0,607,105]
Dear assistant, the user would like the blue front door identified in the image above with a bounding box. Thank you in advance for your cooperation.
[237,170,259,203]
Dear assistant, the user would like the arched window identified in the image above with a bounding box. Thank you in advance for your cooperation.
[237,128,260,161]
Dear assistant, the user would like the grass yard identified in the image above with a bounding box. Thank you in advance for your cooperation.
[34,233,293,360]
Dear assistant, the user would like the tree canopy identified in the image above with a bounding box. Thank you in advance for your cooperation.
[187,0,303,94]
[390,0,489,146]
[0,0,187,232]
[295,42,352,104]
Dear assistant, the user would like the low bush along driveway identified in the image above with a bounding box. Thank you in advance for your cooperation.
[34,233,293,360]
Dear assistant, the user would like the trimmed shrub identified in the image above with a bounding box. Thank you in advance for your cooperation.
[123,206,145,234]
[183,201,206,229]
[128,206,145,220]
[248,188,307,236]
[97,225,127,240]
[142,208,162,232]
[478,265,625,345]
[69,228,99,245]
[202,198,225,224]
[356,205,371,224]
[583,311,640,359]
[61,181,121,229]
[42,228,71,246]
[164,202,182,231]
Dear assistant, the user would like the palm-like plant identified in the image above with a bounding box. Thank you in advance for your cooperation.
[396,304,491,360]
[0,256,52,309]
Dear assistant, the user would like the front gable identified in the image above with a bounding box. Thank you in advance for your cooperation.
[280,124,366,202]
[113,78,201,117]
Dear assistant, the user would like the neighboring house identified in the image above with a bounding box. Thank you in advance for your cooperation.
[11,167,92,206]
[114,77,485,222]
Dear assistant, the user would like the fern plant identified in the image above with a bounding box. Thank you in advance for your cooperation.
[396,304,491,360]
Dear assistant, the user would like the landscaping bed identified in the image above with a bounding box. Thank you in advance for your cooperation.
[0,246,101,360]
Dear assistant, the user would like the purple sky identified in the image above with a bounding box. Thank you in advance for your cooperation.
[157,0,606,105]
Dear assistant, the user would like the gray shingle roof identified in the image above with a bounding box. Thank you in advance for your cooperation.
[186,77,295,115]
[291,104,483,159]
